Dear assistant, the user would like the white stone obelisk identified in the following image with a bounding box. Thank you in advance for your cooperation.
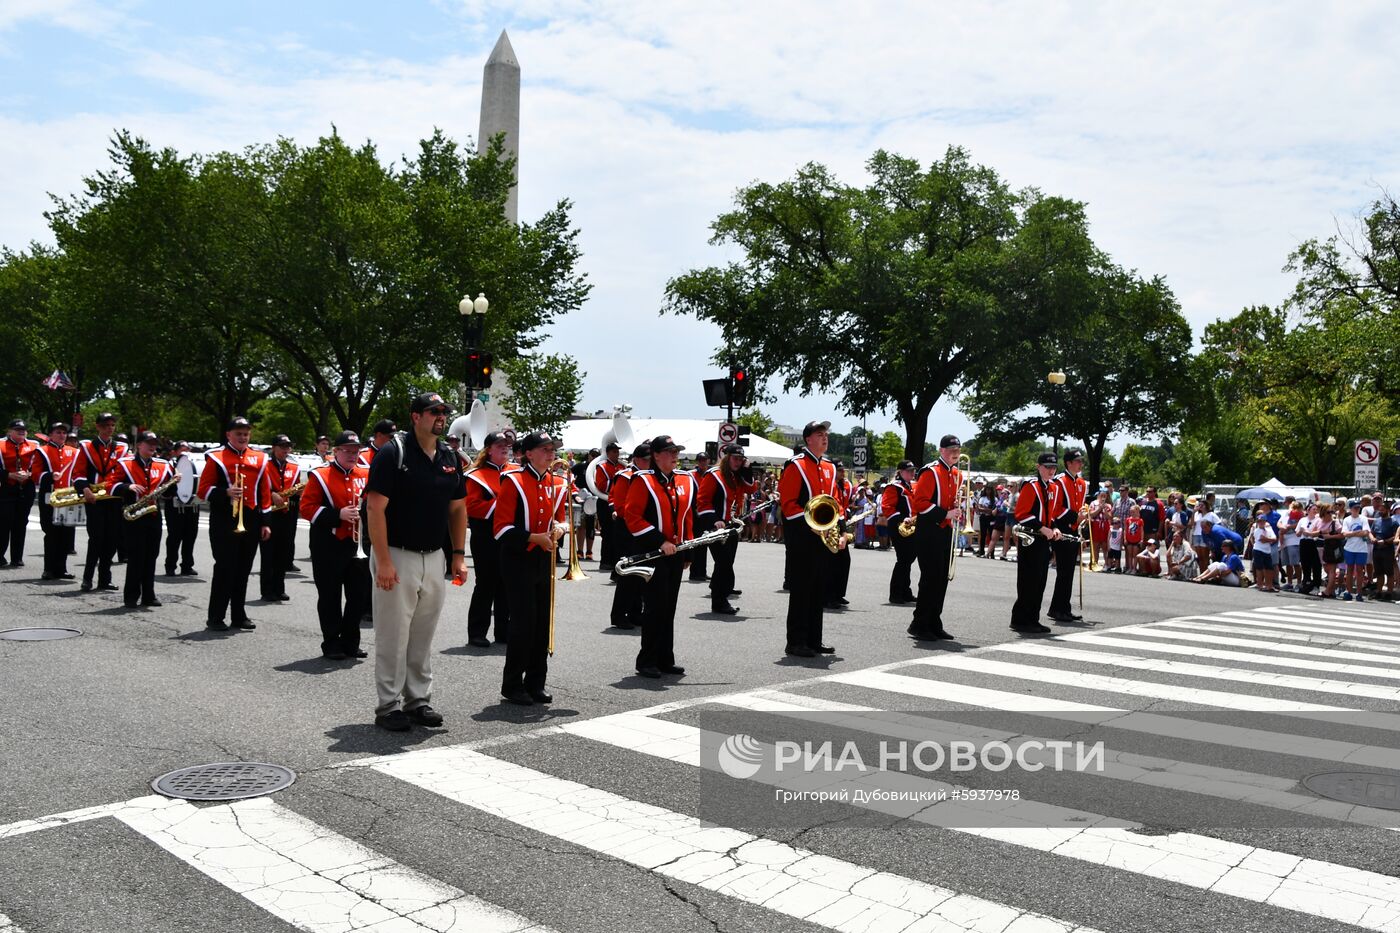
[478,30,520,224]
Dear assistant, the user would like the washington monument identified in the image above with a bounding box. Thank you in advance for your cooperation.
[478,30,520,224]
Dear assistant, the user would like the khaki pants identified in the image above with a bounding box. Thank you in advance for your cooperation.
[372,546,446,715]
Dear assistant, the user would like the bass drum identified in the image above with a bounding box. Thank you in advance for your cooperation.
[582,494,598,516]
[174,454,198,505]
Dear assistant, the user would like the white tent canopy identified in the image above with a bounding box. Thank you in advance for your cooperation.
[558,419,795,464]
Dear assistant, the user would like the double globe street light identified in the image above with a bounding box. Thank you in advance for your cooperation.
[459,293,491,407]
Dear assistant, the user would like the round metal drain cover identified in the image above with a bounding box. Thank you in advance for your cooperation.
[1304,771,1400,811]
[152,762,296,801]
[0,627,82,641]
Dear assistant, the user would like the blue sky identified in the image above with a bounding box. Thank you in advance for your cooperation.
[3,1,1398,452]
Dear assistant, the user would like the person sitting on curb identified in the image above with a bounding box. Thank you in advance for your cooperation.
[1195,539,1247,587]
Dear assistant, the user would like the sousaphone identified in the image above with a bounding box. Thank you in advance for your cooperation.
[584,413,636,498]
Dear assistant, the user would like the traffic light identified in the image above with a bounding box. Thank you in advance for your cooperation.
[479,351,494,389]
[729,365,749,408]
[737,425,752,448]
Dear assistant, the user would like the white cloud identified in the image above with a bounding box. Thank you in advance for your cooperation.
[2,1,1398,449]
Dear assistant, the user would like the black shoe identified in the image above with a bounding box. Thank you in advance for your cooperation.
[180,569,198,576]
[528,689,553,704]
[890,595,912,605]
[261,594,290,602]
[1012,623,1052,634]
[501,687,534,706]
[467,637,492,648]
[141,599,162,608]
[10,561,24,568]
[0,559,7,568]
[635,666,662,678]
[351,649,368,658]
[324,651,348,660]
[906,622,926,637]
[164,569,177,577]
[41,572,57,581]
[406,705,443,727]
[785,645,816,658]
[812,644,835,654]
[659,665,686,675]
[124,601,139,609]
[711,603,738,615]
[825,601,843,610]
[98,583,119,591]
[728,589,742,596]
[926,629,955,641]
[206,621,230,631]
[836,597,849,605]
[1048,611,1082,623]
[61,572,75,579]
[232,619,256,630]
[611,620,635,630]
[376,710,412,731]
[690,574,709,582]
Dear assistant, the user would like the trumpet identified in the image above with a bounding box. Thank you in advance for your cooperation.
[123,472,180,521]
[270,479,309,512]
[1012,523,1081,547]
[50,484,114,509]
[350,487,362,545]
[949,453,973,581]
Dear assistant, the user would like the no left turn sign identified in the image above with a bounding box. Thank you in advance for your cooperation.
[1355,439,1380,465]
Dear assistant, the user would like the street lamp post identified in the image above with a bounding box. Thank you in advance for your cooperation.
[458,292,489,408]
[1047,371,1067,458]
[1325,435,1337,487]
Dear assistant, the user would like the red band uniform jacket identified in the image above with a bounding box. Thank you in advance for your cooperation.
[268,458,301,508]
[880,478,914,523]
[106,455,174,519]
[778,449,837,524]
[34,441,79,496]
[197,445,274,515]
[299,462,369,542]
[2,436,39,490]
[624,469,698,551]
[1051,471,1088,533]
[696,467,759,527]
[493,463,568,553]
[1014,476,1062,534]
[465,461,505,522]
[71,437,128,493]
[912,459,961,529]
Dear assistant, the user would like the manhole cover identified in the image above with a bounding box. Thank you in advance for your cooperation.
[152,762,296,801]
[0,627,82,641]
[1304,771,1400,811]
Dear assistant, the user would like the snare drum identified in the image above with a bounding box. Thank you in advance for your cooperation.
[51,500,86,527]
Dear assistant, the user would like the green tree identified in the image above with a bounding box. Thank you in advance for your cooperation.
[872,431,904,470]
[498,352,585,437]
[1160,436,1217,493]
[666,147,1050,462]
[1117,444,1155,487]
[0,246,74,424]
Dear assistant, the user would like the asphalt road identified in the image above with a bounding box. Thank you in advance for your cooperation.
[2,517,1398,933]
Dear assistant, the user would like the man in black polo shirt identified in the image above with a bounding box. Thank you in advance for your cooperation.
[364,393,468,731]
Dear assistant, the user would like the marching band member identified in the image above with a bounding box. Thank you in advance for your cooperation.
[908,436,963,641]
[162,441,199,576]
[465,431,511,648]
[315,435,332,463]
[73,412,127,590]
[299,431,371,660]
[0,419,39,568]
[826,460,854,609]
[108,431,171,608]
[687,449,712,582]
[362,419,397,467]
[881,460,917,604]
[1010,452,1064,634]
[591,441,625,572]
[779,421,840,658]
[494,431,567,705]
[259,435,299,602]
[608,443,651,629]
[695,443,757,615]
[1048,448,1088,622]
[624,435,697,679]
[35,422,78,580]
[197,416,273,632]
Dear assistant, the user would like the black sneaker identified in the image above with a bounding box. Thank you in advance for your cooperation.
[406,705,443,726]
[375,710,411,731]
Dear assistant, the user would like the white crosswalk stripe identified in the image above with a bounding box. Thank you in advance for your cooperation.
[5,601,1400,932]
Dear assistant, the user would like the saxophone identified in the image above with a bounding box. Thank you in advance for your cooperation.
[124,472,181,521]
[270,479,310,512]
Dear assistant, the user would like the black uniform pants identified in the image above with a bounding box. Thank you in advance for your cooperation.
[784,519,832,649]
[638,553,682,671]
[0,485,35,564]
[709,532,739,606]
[502,547,551,691]
[688,539,708,579]
[83,499,121,585]
[827,542,851,603]
[122,513,162,605]
[610,519,645,626]
[468,518,508,641]
[889,523,917,600]
[40,496,75,577]
[597,502,616,569]
[1049,536,1080,614]
[310,534,368,655]
[164,503,198,573]
[912,523,952,633]
[208,510,262,625]
[260,509,295,598]
[1012,536,1052,627]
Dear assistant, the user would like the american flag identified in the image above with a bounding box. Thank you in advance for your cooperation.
[42,369,75,391]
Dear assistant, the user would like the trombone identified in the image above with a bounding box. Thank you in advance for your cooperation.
[546,458,578,657]
[948,454,974,581]
[1077,505,1092,612]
